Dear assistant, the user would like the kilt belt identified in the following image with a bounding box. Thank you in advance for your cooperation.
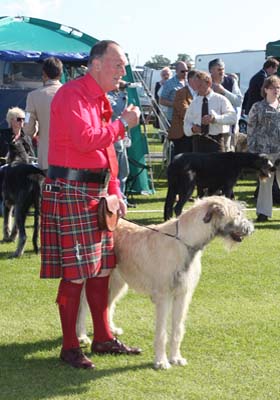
[48,165,110,184]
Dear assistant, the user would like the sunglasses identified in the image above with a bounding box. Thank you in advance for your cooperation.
[16,117,25,122]
[180,70,188,73]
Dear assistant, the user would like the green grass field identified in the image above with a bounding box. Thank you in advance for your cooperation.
[1,153,280,399]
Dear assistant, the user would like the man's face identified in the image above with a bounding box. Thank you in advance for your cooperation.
[161,70,171,81]
[176,62,188,80]
[95,44,128,92]
[267,65,279,76]
[197,79,211,96]
[189,76,199,91]
[210,64,225,83]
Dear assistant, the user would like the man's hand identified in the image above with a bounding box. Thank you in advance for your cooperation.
[202,114,215,125]
[212,83,225,95]
[118,198,127,217]
[191,124,202,134]
[121,104,140,129]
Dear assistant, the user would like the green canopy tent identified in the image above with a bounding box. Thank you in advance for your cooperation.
[0,15,152,194]
[266,40,280,58]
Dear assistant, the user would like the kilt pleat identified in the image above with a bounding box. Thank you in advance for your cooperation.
[40,178,116,280]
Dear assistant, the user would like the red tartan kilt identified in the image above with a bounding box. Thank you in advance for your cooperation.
[40,178,116,280]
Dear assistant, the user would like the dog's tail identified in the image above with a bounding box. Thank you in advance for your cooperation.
[28,172,45,183]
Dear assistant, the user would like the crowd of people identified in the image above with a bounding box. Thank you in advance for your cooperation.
[1,40,280,370]
[155,56,280,221]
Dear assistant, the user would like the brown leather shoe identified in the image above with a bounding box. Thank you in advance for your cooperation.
[60,347,95,369]
[91,338,142,355]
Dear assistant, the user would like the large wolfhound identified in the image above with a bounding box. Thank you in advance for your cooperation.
[164,152,274,220]
[0,141,45,257]
[0,163,45,257]
[76,196,254,369]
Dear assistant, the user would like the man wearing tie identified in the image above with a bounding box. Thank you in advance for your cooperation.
[183,71,237,153]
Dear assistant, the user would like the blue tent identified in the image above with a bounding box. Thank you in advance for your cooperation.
[0,16,152,194]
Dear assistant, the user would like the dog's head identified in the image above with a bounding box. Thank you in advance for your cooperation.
[257,154,275,181]
[6,141,29,165]
[202,196,254,246]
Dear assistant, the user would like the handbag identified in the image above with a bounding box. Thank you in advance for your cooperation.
[97,195,120,232]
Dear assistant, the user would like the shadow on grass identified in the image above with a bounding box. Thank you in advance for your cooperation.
[254,221,280,230]
[236,181,257,187]
[0,248,37,260]
[128,196,166,205]
[123,214,164,225]
[0,338,153,400]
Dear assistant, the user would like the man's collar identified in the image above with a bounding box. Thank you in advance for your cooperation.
[198,89,213,99]
[83,73,105,99]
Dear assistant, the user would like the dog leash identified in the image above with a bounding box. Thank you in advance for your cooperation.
[44,180,202,253]
[196,132,222,146]
[44,180,104,202]
[121,216,203,254]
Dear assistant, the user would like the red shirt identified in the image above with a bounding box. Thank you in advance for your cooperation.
[48,73,125,195]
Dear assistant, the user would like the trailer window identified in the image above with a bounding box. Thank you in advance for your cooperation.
[3,62,42,87]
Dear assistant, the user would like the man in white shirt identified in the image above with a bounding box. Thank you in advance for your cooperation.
[183,71,237,153]
[208,58,243,150]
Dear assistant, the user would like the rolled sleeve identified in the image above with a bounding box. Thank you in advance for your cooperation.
[184,105,196,136]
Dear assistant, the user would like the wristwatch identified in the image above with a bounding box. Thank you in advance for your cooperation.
[119,116,129,130]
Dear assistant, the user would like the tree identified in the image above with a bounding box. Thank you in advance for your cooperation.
[144,53,194,69]
[175,53,192,63]
[144,55,171,69]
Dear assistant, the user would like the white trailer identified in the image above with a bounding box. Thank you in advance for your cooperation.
[195,50,266,94]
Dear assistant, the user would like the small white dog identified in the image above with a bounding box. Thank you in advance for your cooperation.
[76,196,254,369]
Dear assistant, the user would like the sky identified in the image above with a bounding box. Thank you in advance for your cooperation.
[1,0,280,66]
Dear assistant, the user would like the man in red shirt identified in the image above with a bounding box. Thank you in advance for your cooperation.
[40,40,141,369]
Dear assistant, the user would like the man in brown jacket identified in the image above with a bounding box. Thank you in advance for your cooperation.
[168,70,198,156]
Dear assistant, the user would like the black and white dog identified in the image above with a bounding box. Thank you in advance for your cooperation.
[0,141,45,257]
[164,152,274,220]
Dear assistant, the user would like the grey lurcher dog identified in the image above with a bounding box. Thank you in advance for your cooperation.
[76,196,254,369]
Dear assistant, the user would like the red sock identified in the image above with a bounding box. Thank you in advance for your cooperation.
[85,276,113,343]
[56,279,83,350]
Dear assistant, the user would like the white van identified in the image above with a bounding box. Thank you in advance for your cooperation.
[195,50,266,94]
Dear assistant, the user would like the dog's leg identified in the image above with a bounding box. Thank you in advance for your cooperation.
[108,269,128,336]
[169,291,190,366]
[174,179,195,217]
[76,270,128,343]
[76,283,92,346]
[222,180,237,199]
[153,294,171,369]
[2,203,13,242]
[32,209,40,254]
[9,219,18,242]
[169,257,201,366]
[10,205,27,258]
[9,204,20,242]
[164,185,177,221]
[32,194,40,254]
